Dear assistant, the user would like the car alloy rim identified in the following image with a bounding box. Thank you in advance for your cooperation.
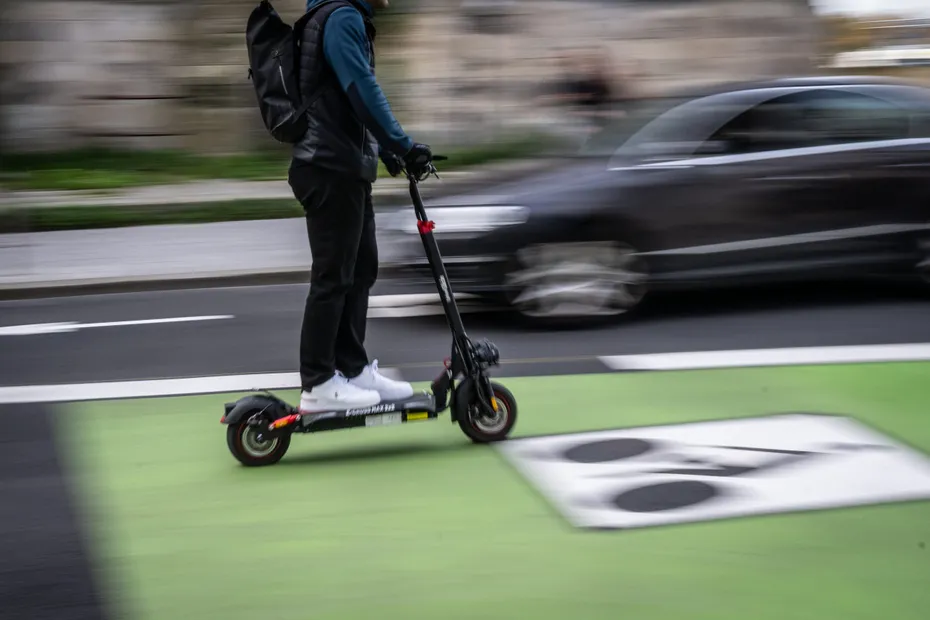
[506,241,648,318]
[241,425,279,458]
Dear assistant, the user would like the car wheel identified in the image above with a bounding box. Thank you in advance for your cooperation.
[503,241,649,324]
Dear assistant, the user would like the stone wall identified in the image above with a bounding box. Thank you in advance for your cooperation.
[400,0,819,144]
[0,0,309,154]
[0,0,819,154]
[1,0,187,153]
[171,0,309,154]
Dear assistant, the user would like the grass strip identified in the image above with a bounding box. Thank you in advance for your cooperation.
[0,135,556,192]
[0,200,303,233]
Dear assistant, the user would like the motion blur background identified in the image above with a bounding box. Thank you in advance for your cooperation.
[3,2,930,620]
[1,0,928,167]
[2,0,930,302]
[1,0,823,154]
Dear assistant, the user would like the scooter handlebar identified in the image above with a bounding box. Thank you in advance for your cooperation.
[404,154,446,183]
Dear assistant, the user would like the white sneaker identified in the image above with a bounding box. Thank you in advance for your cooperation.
[299,373,381,413]
[346,360,414,402]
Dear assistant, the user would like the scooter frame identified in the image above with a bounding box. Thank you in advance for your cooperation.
[221,157,517,466]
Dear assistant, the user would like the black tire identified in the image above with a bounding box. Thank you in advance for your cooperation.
[456,380,518,444]
[226,415,291,467]
[502,238,649,329]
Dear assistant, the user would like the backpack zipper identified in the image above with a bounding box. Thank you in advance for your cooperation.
[272,49,289,96]
[278,63,289,96]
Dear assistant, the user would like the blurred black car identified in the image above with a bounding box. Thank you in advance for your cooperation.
[382,76,930,323]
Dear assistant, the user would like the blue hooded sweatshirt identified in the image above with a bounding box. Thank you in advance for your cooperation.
[306,0,414,158]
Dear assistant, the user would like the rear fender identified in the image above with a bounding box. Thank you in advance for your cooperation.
[221,394,292,426]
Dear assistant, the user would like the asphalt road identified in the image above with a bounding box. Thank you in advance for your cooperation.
[1,280,929,387]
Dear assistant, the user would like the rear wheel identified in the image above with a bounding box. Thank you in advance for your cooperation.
[226,414,291,467]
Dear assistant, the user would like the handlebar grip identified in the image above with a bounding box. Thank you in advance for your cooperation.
[432,155,448,162]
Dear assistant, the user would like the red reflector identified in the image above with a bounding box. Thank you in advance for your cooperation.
[417,220,435,234]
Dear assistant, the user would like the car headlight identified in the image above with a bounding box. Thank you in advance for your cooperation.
[387,206,530,235]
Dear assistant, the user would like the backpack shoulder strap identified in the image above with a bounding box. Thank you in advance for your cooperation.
[292,0,355,115]
[294,0,354,36]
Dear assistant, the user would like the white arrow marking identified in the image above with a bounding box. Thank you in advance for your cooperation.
[0,315,234,336]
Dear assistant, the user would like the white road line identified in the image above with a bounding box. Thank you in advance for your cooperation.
[598,343,930,372]
[368,306,449,319]
[0,295,483,335]
[0,367,405,404]
[80,316,235,328]
[2,343,929,404]
[368,293,475,308]
[368,304,495,319]
[0,315,234,336]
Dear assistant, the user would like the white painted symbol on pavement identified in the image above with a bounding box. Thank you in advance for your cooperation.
[0,315,234,336]
[496,413,930,530]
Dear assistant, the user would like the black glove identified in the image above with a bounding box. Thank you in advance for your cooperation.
[403,143,432,177]
[380,150,404,177]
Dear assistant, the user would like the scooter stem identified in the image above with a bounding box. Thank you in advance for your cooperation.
[406,162,499,416]
[407,169,469,345]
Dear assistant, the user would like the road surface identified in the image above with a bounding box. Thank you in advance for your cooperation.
[2,280,929,388]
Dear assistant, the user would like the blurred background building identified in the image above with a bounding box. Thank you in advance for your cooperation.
[1,0,822,156]
[826,16,930,69]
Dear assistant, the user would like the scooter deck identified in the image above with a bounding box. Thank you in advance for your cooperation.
[275,391,439,434]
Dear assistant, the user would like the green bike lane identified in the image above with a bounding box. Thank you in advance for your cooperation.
[42,361,930,620]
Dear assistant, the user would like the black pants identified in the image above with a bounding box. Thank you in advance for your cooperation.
[288,161,378,391]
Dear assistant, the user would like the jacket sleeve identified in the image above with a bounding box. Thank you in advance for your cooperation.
[322,7,414,158]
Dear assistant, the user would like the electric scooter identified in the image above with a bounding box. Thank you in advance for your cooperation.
[220,156,517,466]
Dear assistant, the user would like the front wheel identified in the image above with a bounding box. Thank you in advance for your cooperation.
[456,380,518,444]
[503,241,649,326]
[226,415,291,467]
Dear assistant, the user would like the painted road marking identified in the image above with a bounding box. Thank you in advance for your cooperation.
[0,315,234,336]
[495,413,930,530]
[599,343,930,372]
[0,367,406,404]
[368,304,495,319]
[0,295,486,334]
[1,343,929,404]
[367,293,489,319]
[367,293,476,308]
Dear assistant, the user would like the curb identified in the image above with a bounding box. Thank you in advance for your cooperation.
[0,269,313,300]
[0,264,417,300]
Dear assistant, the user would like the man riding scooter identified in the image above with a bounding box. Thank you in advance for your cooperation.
[288,0,434,414]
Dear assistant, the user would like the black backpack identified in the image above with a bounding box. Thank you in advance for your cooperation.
[245,0,343,144]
